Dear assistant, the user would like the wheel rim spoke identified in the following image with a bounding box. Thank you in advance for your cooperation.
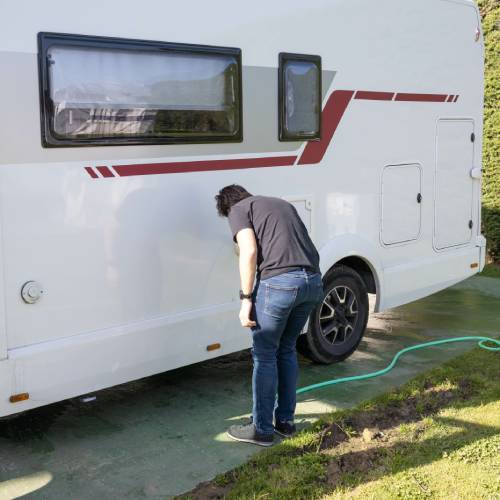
[319,297,335,321]
[344,324,353,339]
[333,287,347,305]
[322,323,339,343]
[322,322,338,337]
[318,285,359,346]
[346,293,358,317]
[329,328,340,344]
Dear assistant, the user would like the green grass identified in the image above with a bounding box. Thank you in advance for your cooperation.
[480,263,500,279]
[182,348,500,499]
[478,0,500,262]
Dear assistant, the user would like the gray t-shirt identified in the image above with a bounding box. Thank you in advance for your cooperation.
[228,195,320,280]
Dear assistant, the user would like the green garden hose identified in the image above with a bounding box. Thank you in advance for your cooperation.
[296,336,500,395]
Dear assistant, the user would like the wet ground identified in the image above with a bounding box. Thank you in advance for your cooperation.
[0,275,499,499]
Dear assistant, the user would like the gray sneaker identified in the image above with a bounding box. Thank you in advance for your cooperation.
[227,423,274,447]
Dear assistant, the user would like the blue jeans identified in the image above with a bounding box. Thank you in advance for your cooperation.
[250,268,324,435]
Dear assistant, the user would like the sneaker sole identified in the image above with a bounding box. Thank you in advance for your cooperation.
[274,429,295,438]
[227,431,274,447]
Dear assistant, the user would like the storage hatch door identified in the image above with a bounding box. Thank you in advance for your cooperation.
[434,120,474,250]
[0,197,5,360]
[381,164,422,245]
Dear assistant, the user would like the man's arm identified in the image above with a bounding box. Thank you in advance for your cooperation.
[236,228,257,327]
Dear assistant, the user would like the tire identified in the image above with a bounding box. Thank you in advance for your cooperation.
[298,266,369,364]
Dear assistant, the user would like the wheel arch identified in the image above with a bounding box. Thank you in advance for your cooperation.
[318,235,383,312]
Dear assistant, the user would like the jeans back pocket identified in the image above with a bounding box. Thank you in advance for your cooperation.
[264,283,298,318]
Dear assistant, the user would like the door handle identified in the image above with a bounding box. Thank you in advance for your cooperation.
[417,193,422,204]
[470,167,482,179]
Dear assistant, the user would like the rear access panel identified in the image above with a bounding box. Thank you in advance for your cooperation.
[381,164,422,245]
[434,120,474,250]
[0,201,6,360]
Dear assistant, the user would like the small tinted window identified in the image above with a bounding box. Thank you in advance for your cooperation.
[38,33,242,147]
[279,53,321,141]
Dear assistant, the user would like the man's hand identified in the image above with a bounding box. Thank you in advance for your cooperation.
[239,299,256,328]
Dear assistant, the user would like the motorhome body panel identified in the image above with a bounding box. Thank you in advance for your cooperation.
[0,217,6,361]
[0,0,484,416]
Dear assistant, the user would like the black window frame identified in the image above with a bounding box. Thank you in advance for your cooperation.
[278,52,322,142]
[38,32,243,148]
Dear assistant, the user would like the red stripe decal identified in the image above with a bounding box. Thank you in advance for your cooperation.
[395,93,448,102]
[298,90,354,165]
[354,91,394,101]
[86,88,459,179]
[85,167,98,179]
[114,155,297,177]
[96,166,114,178]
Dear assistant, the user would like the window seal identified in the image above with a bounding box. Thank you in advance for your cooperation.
[37,32,243,148]
[278,52,322,142]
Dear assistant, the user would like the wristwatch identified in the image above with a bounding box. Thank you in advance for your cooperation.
[239,290,252,300]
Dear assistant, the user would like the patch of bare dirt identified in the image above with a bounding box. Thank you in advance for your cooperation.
[326,447,386,486]
[318,380,477,488]
[457,378,475,399]
[317,422,349,450]
[183,480,231,500]
[337,379,477,436]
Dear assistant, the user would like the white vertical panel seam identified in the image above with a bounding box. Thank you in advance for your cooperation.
[0,187,8,360]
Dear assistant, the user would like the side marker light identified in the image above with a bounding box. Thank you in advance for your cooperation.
[207,343,221,352]
[10,393,29,403]
[470,263,479,269]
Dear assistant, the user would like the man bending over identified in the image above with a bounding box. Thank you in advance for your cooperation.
[215,184,323,446]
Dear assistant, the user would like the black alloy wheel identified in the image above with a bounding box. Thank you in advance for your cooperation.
[297,266,369,364]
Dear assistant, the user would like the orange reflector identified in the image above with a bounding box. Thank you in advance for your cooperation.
[207,343,221,352]
[470,263,479,269]
[10,393,29,403]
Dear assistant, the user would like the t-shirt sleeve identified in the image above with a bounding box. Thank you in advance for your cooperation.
[228,204,253,243]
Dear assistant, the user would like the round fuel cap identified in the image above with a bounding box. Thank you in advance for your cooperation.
[21,281,44,304]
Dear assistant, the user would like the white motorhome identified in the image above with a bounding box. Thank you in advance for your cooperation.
[0,0,485,417]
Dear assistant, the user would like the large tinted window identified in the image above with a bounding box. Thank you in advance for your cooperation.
[38,33,242,147]
[279,53,321,141]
